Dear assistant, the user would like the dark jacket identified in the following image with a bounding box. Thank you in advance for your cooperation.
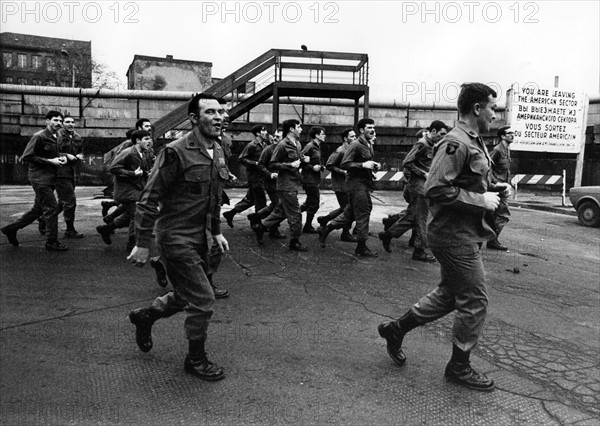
[300,140,323,186]
[270,136,303,192]
[57,128,83,180]
[110,146,149,202]
[489,142,511,184]
[20,127,60,185]
[326,143,350,192]
[341,134,376,191]
[402,135,434,195]
[425,121,496,247]
[239,137,266,185]
[135,129,229,251]
[258,143,278,192]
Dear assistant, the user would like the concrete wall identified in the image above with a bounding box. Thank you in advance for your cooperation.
[1,85,599,188]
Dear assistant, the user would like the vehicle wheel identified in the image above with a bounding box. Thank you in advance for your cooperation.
[577,201,600,227]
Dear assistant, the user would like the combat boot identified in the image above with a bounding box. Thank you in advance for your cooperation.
[486,239,508,251]
[1,225,19,246]
[412,248,436,263]
[128,307,162,352]
[251,222,266,245]
[318,224,335,248]
[303,214,318,234]
[222,210,235,228]
[355,241,377,258]
[207,274,229,299]
[96,224,115,245]
[382,214,399,232]
[64,221,84,239]
[378,231,392,253]
[377,321,407,366]
[184,340,225,381]
[289,239,308,252]
[38,218,46,235]
[340,229,357,242]
[247,212,261,227]
[316,216,328,227]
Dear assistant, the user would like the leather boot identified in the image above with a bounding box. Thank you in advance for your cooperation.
[64,221,84,239]
[382,214,400,232]
[251,222,266,245]
[184,340,225,381]
[377,310,420,366]
[340,229,357,242]
[378,231,392,253]
[486,238,508,251]
[318,224,335,248]
[355,241,377,257]
[222,210,235,228]
[303,214,318,234]
[445,344,495,391]
[412,248,436,263]
[96,223,116,245]
[208,274,229,299]
[129,307,162,352]
[1,225,19,246]
[317,216,328,227]
[289,239,308,252]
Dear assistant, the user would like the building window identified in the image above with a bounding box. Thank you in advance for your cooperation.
[17,77,28,85]
[5,77,14,84]
[60,58,69,71]
[47,58,55,71]
[2,52,12,68]
[32,56,42,69]
[47,80,56,86]
[17,53,27,68]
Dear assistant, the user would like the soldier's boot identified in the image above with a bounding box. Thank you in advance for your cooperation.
[64,220,84,239]
[486,238,508,251]
[444,344,495,391]
[96,223,116,245]
[377,310,419,367]
[378,231,393,253]
[340,228,357,242]
[251,222,266,245]
[303,214,318,234]
[208,273,229,299]
[222,210,235,228]
[355,240,378,258]
[316,215,329,227]
[1,224,20,246]
[128,307,162,352]
[101,200,117,218]
[289,239,308,252]
[318,224,336,248]
[184,339,225,381]
[412,248,436,263]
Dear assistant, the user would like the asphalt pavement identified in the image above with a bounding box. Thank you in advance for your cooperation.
[0,185,598,426]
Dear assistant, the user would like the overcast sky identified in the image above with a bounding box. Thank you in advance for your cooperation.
[2,0,599,105]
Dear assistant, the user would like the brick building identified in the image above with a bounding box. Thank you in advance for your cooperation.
[126,54,213,92]
[0,32,92,88]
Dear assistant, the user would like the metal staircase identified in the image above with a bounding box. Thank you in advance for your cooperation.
[152,49,369,141]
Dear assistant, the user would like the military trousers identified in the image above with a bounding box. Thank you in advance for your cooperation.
[263,190,302,239]
[328,189,372,241]
[410,243,488,352]
[55,177,77,223]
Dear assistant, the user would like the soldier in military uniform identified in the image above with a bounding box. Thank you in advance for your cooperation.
[222,124,268,227]
[126,94,230,381]
[56,115,85,239]
[318,118,380,257]
[251,119,310,251]
[300,126,326,233]
[487,126,514,251]
[379,120,449,262]
[1,110,69,251]
[377,83,511,392]
[316,128,357,242]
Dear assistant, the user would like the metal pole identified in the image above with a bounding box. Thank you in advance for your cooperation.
[562,169,566,206]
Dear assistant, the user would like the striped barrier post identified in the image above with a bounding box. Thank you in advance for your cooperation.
[322,171,406,182]
[511,170,566,206]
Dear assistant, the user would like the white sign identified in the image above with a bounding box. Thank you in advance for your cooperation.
[507,86,586,153]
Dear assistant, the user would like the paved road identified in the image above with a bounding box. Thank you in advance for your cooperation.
[1,186,598,425]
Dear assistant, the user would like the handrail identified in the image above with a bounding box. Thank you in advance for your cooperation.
[152,48,369,138]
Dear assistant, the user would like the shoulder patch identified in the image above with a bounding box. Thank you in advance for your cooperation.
[446,142,459,155]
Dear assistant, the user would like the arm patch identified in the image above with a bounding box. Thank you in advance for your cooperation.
[446,142,459,155]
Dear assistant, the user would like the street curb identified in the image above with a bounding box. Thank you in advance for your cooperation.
[509,201,576,216]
